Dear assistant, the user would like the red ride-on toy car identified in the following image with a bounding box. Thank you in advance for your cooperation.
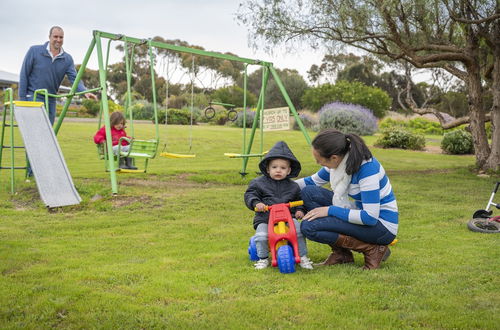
[468,181,500,233]
[248,201,303,273]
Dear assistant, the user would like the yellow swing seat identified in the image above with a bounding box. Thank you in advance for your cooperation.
[224,151,268,158]
[160,152,196,158]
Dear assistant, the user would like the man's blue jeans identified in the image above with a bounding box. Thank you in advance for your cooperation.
[300,185,395,245]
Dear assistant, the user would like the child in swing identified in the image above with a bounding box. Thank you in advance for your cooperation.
[93,111,137,170]
[244,141,313,270]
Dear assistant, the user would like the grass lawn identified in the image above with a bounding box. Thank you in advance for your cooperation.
[0,121,499,328]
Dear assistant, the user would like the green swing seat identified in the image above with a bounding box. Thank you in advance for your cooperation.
[97,137,159,173]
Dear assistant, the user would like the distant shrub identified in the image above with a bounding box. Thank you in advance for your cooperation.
[81,99,122,117]
[375,128,426,150]
[379,117,443,135]
[407,117,443,135]
[301,80,391,118]
[441,129,474,154]
[318,102,378,136]
[293,113,318,131]
[486,122,492,139]
[379,117,406,130]
[158,108,196,125]
[82,99,100,116]
[56,104,84,117]
[208,111,230,126]
[234,110,256,128]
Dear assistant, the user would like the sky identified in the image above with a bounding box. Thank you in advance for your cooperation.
[1,0,325,83]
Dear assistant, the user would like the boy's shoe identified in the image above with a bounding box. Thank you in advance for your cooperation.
[254,258,269,269]
[299,256,314,270]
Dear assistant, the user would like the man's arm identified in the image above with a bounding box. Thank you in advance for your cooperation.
[65,55,98,100]
[18,48,34,101]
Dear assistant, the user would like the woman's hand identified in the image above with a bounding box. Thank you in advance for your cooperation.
[303,207,329,221]
[295,210,304,220]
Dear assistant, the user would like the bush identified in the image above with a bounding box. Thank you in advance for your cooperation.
[407,117,443,135]
[441,129,474,154]
[82,99,100,116]
[158,108,196,125]
[301,80,391,118]
[208,111,230,126]
[379,116,443,135]
[56,103,84,117]
[318,102,378,136]
[293,112,319,131]
[375,128,426,150]
[234,110,257,128]
[81,99,122,117]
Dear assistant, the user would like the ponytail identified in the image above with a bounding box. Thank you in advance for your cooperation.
[344,133,372,174]
[312,129,372,174]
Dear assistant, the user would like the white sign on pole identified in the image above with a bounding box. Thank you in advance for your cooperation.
[263,107,290,131]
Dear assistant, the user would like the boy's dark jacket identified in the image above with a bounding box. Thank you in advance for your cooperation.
[244,141,305,229]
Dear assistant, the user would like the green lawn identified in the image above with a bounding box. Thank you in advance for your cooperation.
[1,122,499,328]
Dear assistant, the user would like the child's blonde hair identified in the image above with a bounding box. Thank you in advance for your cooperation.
[110,111,126,127]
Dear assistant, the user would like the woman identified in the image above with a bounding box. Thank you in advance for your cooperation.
[296,129,398,270]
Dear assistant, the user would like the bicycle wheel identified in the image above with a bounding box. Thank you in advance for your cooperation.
[227,109,238,122]
[248,236,259,261]
[467,218,500,233]
[204,106,216,120]
[277,245,296,274]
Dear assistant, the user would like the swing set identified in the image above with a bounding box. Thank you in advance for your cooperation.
[56,30,311,194]
[95,38,160,174]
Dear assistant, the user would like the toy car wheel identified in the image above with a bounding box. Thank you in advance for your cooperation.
[227,109,238,122]
[248,236,259,261]
[277,245,296,274]
[204,106,216,119]
[467,218,500,233]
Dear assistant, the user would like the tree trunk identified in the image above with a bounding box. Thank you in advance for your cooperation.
[486,22,500,172]
[466,64,490,170]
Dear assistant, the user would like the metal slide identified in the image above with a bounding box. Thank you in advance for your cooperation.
[14,102,81,208]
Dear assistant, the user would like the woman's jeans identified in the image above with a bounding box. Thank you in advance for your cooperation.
[254,219,308,259]
[300,185,395,245]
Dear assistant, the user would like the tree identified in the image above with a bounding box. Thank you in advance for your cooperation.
[237,0,500,171]
[212,85,257,107]
[239,67,308,109]
[308,53,383,86]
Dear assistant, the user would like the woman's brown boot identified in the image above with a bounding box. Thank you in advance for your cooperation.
[315,243,354,266]
[335,234,388,270]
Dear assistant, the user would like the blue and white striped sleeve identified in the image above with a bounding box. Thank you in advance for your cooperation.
[295,167,330,189]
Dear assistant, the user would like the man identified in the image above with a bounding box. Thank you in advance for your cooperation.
[18,26,97,125]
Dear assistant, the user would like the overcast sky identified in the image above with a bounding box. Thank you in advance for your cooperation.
[1,0,325,82]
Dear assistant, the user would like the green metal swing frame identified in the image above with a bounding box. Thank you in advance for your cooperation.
[94,38,160,174]
[56,30,311,194]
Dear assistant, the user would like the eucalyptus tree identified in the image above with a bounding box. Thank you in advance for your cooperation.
[237,0,500,171]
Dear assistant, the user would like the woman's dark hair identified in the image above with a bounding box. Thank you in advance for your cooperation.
[312,129,372,174]
[110,111,126,127]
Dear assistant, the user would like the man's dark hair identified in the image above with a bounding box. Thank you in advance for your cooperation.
[49,26,63,36]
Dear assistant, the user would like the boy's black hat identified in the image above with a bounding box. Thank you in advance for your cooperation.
[259,141,301,178]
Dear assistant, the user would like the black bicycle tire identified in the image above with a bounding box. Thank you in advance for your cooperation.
[467,218,500,233]
[204,106,216,120]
